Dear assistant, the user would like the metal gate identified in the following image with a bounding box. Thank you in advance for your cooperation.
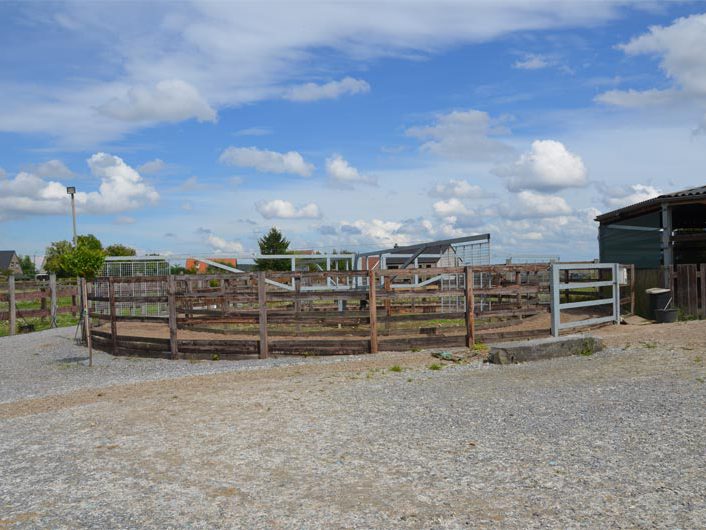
[550,263,621,337]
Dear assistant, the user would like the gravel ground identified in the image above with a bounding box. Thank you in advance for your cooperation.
[1,321,705,528]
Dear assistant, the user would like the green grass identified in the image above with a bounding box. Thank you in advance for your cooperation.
[0,312,79,337]
[428,363,443,371]
[389,365,403,373]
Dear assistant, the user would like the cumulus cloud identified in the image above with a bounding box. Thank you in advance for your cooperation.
[326,155,377,187]
[432,198,472,217]
[220,146,314,177]
[513,54,550,70]
[0,152,158,220]
[137,159,167,174]
[207,234,244,253]
[494,140,588,192]
[283,77,370,102]
[98,79,217,123]
[502,190,572,219]
[596,13,706,107]
[406,109,513,161]
[601,183,661,209]
[429,179,488,199]
[26,160,73,179]
[256,199,321,219]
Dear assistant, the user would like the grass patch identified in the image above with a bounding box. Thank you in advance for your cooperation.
[472,342,487,351]
[641,341,657,349]
[389,365,403,373]
[428,363,443,371]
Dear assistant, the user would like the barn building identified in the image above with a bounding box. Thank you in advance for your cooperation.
[596,185,706,269]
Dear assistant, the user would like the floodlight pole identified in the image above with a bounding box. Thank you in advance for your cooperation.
[66,186,77,245]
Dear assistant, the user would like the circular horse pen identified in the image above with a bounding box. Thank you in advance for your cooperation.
[87,265,554,360]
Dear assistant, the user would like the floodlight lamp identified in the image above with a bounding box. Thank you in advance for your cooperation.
[66,186,76,195]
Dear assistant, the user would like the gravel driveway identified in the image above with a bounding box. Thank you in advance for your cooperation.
[1,322,705,528]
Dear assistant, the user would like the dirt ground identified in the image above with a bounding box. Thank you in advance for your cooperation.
[1,319,705,528]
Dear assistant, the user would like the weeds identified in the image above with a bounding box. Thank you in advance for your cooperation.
[211,353,220,361]
[428,363,443,371]
[389,365,403,373]
[641,341,657,349]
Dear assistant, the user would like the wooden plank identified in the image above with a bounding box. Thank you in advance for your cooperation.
[108,277,118,354]
[687,264,698,316]
[49,274,57,327]
[701,263,706,318]
[258,271,268,359]
[8,276,16,336]
[81,278,93,367]
[167,275,179,359]
[465,265,475,348]
[368,269,378,353]
[384,276,391,334]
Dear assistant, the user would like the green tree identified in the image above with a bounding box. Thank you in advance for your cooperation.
[76,234,103,251]
[43,240,74,277]
[60,240,105,280]
[104,243,136,256]
[19,255,37,276]
[256,227,290,271]
[44,234,105,278]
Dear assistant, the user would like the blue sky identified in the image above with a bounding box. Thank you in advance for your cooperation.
[1,1,705,263]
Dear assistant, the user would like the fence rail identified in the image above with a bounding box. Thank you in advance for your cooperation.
[0,275,79,335]
[87,265,554,358]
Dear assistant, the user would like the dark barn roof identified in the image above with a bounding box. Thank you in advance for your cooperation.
[0,250,18,270]
[596,185,706,224]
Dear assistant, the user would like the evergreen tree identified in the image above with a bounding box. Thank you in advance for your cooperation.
[256,227,290,271]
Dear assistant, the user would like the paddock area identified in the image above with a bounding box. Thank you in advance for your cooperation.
[86,264,633,359]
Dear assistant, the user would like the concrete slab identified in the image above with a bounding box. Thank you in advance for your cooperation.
[488,334,604,364]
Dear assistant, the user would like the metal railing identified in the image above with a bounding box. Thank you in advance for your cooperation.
[550,263,620,337]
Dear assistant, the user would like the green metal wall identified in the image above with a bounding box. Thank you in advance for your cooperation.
[598,211,662,269]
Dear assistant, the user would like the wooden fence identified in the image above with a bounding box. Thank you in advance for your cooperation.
[87,264,554,359]
[0,275,79,335]
[633,263,706,318]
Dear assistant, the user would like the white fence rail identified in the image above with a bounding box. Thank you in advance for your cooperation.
[550,263,620,337]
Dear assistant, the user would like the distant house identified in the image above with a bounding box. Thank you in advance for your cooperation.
[0,250,22,275]
[185,257,238,273]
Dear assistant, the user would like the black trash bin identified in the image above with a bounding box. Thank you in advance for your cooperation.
[645,287,671,320]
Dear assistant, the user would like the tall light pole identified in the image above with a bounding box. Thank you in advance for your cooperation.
[66,186,77,245]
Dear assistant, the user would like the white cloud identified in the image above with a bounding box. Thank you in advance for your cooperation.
[220,146,314,177]
[138,159,167,174]
[406,109,513,161]
[495,139,588,192]
[256,199,321,219]
[27,160,73,179]
[283,77,370,102]
[207,234,244,253]
[325,154,377,187]
[503,190,573,218]
[0,167,5,178]
[0,152,158,220]
[98,79,217,123]
[513,54,550,70]
[429,179,488,199]
[432,198,472,217]
[597,13,706,107]
[235,127,272,136]
[601,183,661,209]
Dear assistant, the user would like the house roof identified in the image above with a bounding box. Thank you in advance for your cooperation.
[595,185,706,223]
[0,250,18,270]
[358,233,490,257]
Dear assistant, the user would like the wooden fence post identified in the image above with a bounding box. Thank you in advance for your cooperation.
[8,275,16,336]
[368,269,378,353]
[49,273,58,328]
[81,278,93,367]
[108,277,118,355]
[167,275,179,359]
[383,276,391,335]
[700,263,706,318]
[258,271,268,358]
[464,266,475,348]
[294,275,301,333]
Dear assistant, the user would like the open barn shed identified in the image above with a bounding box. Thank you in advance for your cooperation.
[596,185,706,269]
